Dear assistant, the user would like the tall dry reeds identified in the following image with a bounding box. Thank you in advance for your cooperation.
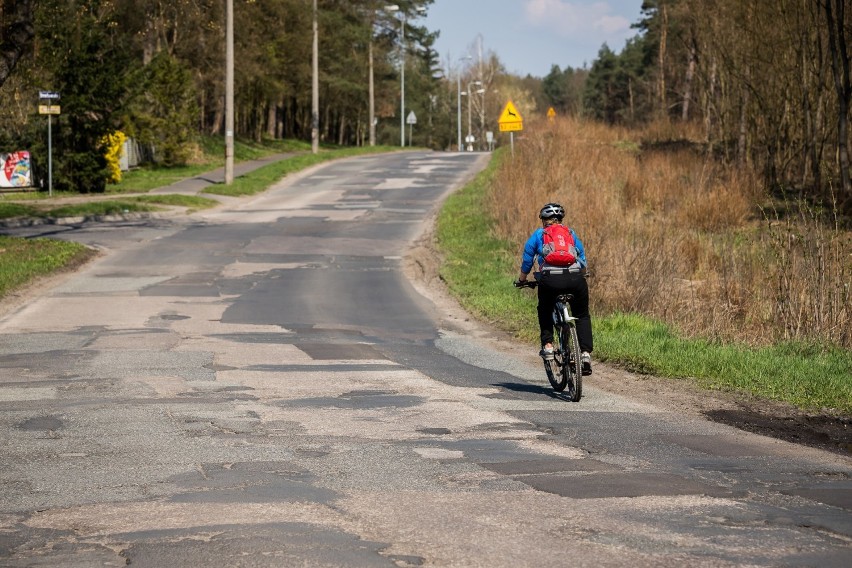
[490,117,851,349]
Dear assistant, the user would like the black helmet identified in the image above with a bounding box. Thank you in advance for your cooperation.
[538,203,565,220]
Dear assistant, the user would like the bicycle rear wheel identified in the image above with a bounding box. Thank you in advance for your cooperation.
[543,329,568,391]
[563,325,582,402]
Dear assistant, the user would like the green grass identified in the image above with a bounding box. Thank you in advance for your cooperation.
[204,145,400,197]
[107,136,312,194]
[595,314,852,411]
[106,164,215,193]
[435,150,852,414]
[0,236,96,299]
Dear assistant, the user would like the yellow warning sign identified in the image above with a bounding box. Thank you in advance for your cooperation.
[498,100,523,132]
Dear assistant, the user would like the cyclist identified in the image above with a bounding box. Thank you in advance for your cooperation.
[516,202,593,375]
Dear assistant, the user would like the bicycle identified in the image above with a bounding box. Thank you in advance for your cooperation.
[514,279,582,401]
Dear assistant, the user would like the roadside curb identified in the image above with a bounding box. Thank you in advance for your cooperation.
[0,211,170,229]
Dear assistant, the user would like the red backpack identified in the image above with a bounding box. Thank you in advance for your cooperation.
[542,224,578,266]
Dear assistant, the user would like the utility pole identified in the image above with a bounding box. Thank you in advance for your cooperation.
[224,0,234,184]
[456,72,461,152]
[311,0,319,154]
[368,31,376,146]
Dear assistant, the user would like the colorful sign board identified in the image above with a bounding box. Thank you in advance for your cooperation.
[498,100,523,132]
[1,151,33,188]
[38,105,61,115]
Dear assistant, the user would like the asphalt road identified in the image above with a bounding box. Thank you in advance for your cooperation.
[1,151,850,567]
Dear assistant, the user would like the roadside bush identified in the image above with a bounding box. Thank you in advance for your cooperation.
[125,52,199,167]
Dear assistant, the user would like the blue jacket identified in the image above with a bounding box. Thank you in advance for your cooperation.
[521,225,587,274]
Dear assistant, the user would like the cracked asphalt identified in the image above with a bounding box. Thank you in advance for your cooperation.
[0,151,850,567]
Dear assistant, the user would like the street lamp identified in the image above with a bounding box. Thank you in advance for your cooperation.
[462,80,483,151]
[385,4,426,148]
[456,55,472,152]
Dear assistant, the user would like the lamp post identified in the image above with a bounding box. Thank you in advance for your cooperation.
[383,5,404,147]
[368,14,376,147]
[456,55,472,152]
[456,73,461,151]
[311,0,319,154]
[384,5,425,148]
[464,80,483,151]
[224,0,234,182]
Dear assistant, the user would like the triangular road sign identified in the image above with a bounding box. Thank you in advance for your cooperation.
[498,100,523,125]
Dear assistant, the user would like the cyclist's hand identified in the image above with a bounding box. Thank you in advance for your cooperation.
[513,279,526,288]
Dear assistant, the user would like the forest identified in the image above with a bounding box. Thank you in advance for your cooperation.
[0,0,850,217]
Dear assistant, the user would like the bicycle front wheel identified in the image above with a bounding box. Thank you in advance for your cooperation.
[563,325,582,402]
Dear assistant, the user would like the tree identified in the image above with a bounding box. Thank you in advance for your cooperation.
[38,0,133,192]
[583,44,620,123]
[542,65,586,115]
[127,52,198,166]
[0,0,35,90]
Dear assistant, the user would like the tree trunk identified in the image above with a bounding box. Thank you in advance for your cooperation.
[628,77,635,123]
[658,2,668,117]
[738,67,750,166]
[682,37,697,122]
[210,97,224,135]
[704,58,717,145]
[824,0,852,202]
[266,100,276,139]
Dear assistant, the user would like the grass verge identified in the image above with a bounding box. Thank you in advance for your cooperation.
[106,137,311,194]
[0,195,219,220]
[436,151,852,414]
[0,236,96,299]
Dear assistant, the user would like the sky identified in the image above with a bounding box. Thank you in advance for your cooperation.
[421,0,645,78]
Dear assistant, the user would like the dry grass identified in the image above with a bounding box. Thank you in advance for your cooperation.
[490,117,851,349]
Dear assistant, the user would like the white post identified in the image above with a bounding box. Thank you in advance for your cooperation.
[456,73,462,151]
[368,31,375,146]
[400,12,405,147]
[467,82,473,149]
[224,0,234,183]
[47,114,53,196]
[311,0,319,154]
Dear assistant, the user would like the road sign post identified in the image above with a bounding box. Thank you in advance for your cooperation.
[498,100,524,156]
[406,111,417,147]
[38,91,60,196]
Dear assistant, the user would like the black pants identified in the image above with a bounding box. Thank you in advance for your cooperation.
[537,272,593,353]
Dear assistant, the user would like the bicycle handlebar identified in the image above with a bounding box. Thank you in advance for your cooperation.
[514,270,592,289]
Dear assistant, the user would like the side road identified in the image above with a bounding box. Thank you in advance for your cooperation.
[146,151,298,195]
[0,151,301,227]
